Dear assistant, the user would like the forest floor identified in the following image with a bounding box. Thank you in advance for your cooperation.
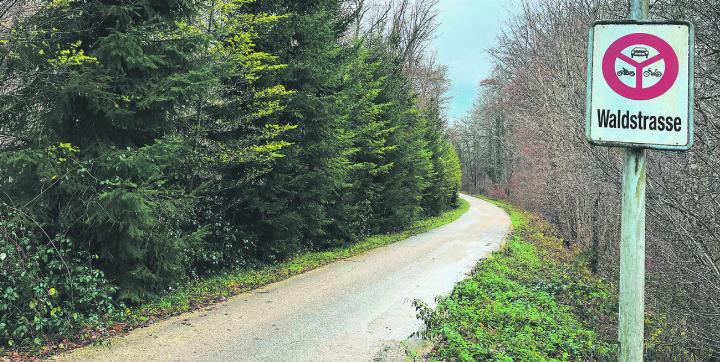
[52,194,510,362]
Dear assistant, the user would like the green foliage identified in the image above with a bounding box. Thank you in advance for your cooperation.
[83,140,207,302]
[0,138,204,303]
[423,139,462,213]
[340,41,436,236]
[240,0,360,257]
[417,204,617,361]
[356,42,435,230]
[0,214,117,348]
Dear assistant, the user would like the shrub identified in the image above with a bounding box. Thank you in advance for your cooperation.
[0,214,117,348]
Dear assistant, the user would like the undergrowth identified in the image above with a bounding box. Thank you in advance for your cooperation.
[415,198,619,361]
[135,199,470,319]
[6,199,469,359]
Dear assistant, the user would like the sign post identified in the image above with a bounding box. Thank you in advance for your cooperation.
[621,3,648,361]
[619,146,645,362]
[585,0,694,360]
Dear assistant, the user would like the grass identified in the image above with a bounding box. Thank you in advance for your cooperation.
[414,197,619,361]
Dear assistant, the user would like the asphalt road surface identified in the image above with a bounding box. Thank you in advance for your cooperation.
[57,194,510,362]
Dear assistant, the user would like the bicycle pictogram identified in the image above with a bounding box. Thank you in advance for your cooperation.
[643,68,662,77]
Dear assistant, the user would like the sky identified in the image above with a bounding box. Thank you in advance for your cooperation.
[432,0,513,121]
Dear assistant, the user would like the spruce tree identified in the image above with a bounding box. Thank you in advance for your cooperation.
[2,0,218,301]
[242,0,356,256]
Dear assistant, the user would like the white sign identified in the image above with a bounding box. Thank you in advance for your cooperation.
[585,21,694,150]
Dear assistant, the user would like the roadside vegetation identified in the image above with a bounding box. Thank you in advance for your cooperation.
[415,199,619,361]
[5,199,468,358]
[415,199,685,361]
[0,0,459,355]
[136,199,469,322]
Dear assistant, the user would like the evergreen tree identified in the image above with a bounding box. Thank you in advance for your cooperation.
[344,41,434,233]
[0,0,289,300]
[422,107,462,214]
[179,0,294,274]
[241,0,357,256]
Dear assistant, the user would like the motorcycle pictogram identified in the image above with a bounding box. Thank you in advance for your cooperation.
[617,67,636,77]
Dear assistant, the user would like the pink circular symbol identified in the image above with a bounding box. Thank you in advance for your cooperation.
[602,33,679,100]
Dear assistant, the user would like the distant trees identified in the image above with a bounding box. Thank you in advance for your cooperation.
[449,77,510,196]
[452,0,720,358]
[0,0,460,348]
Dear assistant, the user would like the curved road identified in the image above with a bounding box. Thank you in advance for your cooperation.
[58,194,510,362]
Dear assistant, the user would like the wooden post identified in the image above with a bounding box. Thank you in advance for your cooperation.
[619,3,648,361]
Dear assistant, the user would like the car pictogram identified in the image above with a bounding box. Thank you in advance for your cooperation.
[631,46,649,58]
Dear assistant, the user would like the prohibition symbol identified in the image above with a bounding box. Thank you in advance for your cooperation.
[602,33,679,100]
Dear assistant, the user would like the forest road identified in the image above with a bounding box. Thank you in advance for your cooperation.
[55,194,510,362]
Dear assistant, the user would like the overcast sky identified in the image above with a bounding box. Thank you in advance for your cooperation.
[432,0,514,121]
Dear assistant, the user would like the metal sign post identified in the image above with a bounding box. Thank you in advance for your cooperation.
[584,0,695,360]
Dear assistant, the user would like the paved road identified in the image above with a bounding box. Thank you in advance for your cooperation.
[57,194,510,362]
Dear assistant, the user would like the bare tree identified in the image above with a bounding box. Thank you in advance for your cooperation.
[454,0,720,358]
[346,0,448,114]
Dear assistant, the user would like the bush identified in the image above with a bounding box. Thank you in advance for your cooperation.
[0,214,117,349]
[0,139,204,304]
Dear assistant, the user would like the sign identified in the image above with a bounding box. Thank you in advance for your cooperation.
[585,21,694,150]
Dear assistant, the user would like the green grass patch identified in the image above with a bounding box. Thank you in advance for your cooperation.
[415,197,618,361]
[132,198,470,321]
